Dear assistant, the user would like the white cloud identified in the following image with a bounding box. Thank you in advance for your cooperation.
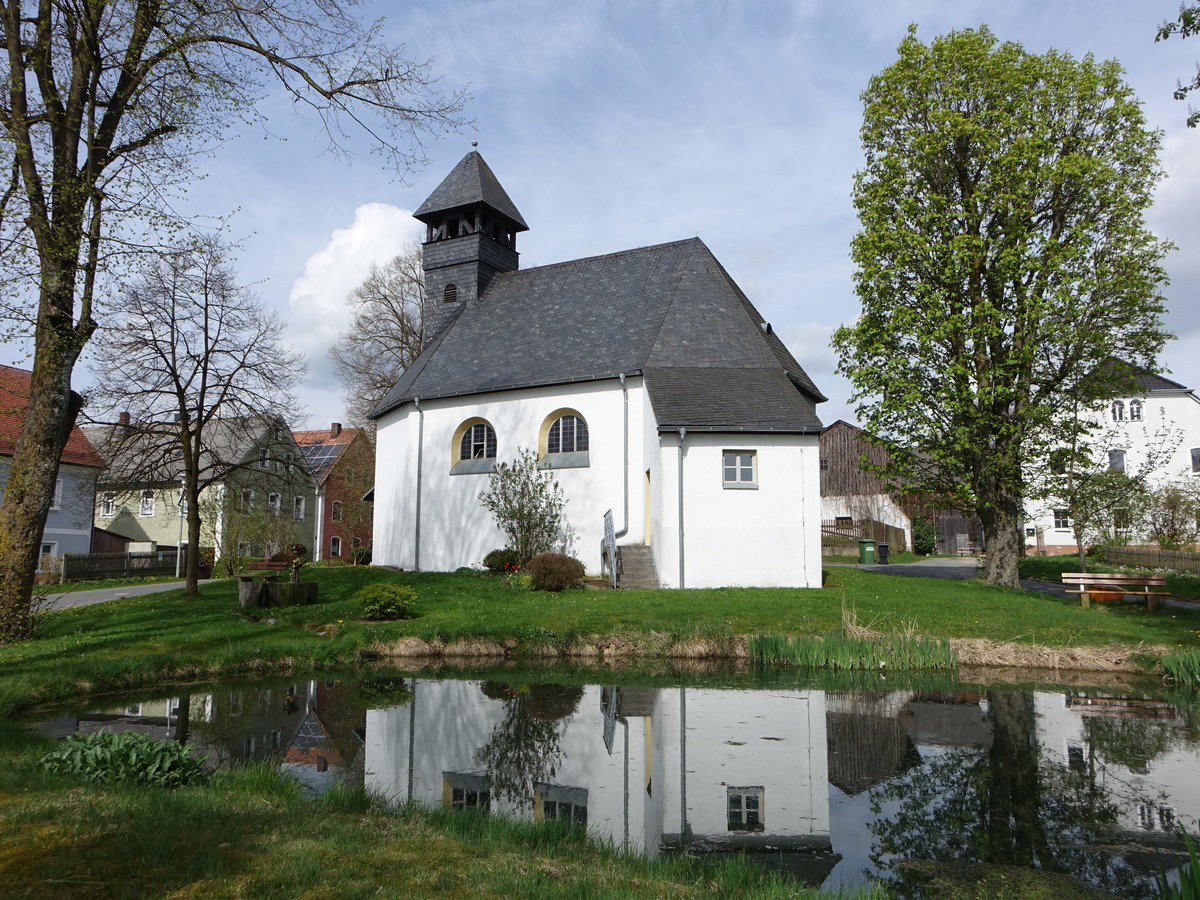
[284,203,423,427]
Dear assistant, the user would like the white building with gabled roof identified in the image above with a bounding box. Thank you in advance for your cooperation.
[370,151,826,588]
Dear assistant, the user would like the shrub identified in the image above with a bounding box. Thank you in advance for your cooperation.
[41,730,207,788]
[911,516,937,556]
[477,448,566,563]
[483,548,521,572]
[354,583,418,620]
[526,552,585,592]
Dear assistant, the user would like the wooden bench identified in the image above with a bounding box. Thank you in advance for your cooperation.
[237,560,290,584]
[1061,572,1169,612]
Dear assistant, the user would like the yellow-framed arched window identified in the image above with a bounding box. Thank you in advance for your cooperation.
[451,417,498,474]
[539,409,590,469]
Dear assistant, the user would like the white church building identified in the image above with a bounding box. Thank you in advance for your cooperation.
[370,151,826,588]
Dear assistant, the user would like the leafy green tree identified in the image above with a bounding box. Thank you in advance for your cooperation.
[478,448,566,564]
[833,26,1171,588]
[0,1,464,641]
[1145,484,1200,551]
[1157,3,1200,126]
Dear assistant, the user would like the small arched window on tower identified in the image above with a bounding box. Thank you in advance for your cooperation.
[443,283,459,303]
[1111,400,1125,422]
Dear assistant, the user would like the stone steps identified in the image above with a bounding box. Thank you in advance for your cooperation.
[617,545,660,590]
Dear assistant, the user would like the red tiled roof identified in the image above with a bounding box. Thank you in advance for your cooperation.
[292,426,358,446]
[0,365,104,468]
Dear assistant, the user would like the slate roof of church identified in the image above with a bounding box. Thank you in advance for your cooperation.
[413,151,528,230]
[372,237,825,432]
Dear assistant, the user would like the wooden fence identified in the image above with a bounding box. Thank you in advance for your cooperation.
[1103,546,1200,575]
[821,519,908,555]
[61,550,179,582]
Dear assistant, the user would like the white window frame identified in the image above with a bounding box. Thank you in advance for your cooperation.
[331,500,343,522]
[330,535,342,558]
[1108,449,1126,472]
[727,786,765,833]
[1111,400,1125,422]
[139,489,156,517]
[267,492,281,517]
[1129,399,1143,421]
[100,491,116,517]
[722,450,758,490]
[1053,508,1071,530]
[293,496,305,521]
[1192,448,1200,476]
[259,448,269,469]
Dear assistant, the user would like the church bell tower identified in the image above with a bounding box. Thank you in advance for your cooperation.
[414,150,528,345]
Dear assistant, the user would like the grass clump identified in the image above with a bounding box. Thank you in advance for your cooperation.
[40,730,207,788]
[1162,649,1200,687]
[354,583,418,620]
[748,632,957,671]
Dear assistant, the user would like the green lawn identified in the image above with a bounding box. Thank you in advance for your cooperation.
[5,565,1200,718]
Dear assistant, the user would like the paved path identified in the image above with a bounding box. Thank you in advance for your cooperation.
[830,557,1200,610]
[39,580,215,612]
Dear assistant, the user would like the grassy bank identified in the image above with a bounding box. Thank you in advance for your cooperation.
[5,565,1200,717]
[0,723,869,900]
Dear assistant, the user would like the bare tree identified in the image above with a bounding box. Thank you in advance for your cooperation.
[329,244,423,427]
[0,1,464,640]
[88,234,304,595]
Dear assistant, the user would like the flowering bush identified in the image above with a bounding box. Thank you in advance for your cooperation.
[503,562,532,590]
[483,548,521,572]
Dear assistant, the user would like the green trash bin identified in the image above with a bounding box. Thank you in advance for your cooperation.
[857,539,875,565]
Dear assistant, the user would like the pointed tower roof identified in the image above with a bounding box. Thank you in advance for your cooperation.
[414,151,528,231]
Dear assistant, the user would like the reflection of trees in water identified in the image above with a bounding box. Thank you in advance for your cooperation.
[475,683,582,806]
[868,691,1160,899]
[1083,716,1179,774]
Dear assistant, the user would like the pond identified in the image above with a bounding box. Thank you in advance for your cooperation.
[26,670,1200,897]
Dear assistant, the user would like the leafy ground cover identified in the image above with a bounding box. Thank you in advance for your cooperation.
[0,721,864,900]
[4,566,1200,718]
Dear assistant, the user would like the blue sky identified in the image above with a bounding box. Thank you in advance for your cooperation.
[57,2,1200,427]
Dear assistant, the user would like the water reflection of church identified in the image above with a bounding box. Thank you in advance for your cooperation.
[363,680,1199,892]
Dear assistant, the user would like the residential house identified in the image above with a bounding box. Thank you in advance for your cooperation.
[371,151,826,588]
[86,414,317,561]
[293,423,374,562]
[0,365,103,568]
[1024,366,1200,554]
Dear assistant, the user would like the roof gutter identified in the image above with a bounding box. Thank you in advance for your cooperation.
[615,373,629,540]
[413,397,424,572]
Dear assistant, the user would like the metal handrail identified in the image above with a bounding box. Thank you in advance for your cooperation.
[601,508,618,589]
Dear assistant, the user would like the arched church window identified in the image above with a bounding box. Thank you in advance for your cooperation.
[1129,399,1143,421]
[547,414,589,454]
[458,421,496,461]
[1111,400,1125,422]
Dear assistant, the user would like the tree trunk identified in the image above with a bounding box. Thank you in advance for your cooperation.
[0,340,83,641]
[979,491,1023,588]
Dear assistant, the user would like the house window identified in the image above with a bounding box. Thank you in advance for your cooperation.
[1130,399,1143,421]
[37,542,56,572]
[332,500,343,522]
[1111,400,1125,422]
[139,489,156,516]
[443,283,459,303]
[722,450,757,489]
[819,457,829,471]
[1192,448,1200,475]
[444,772,490,812]
[240,489,254,512]
[1108,450,1125,472]
[284,452,294,474]
[727,786,765,833]
[1053,508,1071,529]
[548,414,588,454]
[267,493,281,517]
[330,536,342,557]
[259,448,269,469]
[100,492,116,517]
[293,496,305,521]
[460,422,497,460]
[50,478,63,510]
